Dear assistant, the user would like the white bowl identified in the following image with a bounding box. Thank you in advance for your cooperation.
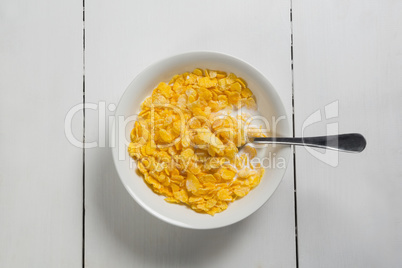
[112,51,291,229]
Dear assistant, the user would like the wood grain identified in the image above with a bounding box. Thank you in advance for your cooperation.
[293,0,402,267]
[85,0,296,267]
[0,0,83,266]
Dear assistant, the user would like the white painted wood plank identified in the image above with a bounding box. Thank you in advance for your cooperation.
[0,0,83,267]
[293,1,402,267]
[85,0,296,267]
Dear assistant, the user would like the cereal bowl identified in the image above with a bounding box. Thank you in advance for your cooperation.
[112,51,291,229]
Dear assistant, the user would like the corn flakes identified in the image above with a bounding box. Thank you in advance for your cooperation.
[128,69,267,215]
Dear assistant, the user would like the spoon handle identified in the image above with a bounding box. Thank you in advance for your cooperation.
[251,133,366,153]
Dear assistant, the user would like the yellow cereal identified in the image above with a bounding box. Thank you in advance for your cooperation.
[181,148,194,159]
[219,167,236,181]
[198,87,213,100]
[198,77,217,88]
[208,70,217,78]
[129,69,265,215]
[193,68,203,76]
[186,173,202,194]
[227,91,241,105]
[241,87,253,98]
[245,97,257,109]
[239,168,258,179]
[243,145,257,159]
[159,129,173,143]
[230,82,242,93]
[217,189,233,201]
[226,73,237,84]
[165,197,180,204]
[199,174,216,184]
[234,187,250,197]
[236,78,247,88]
[189,196,204,204]
[157,82,173,98]
[206,198,217,208]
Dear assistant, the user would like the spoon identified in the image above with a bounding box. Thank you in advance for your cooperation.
[247,133,366,153]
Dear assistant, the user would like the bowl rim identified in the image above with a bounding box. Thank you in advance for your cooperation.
[111,50,291,229]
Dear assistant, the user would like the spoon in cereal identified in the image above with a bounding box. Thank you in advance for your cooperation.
[246,133,366,153]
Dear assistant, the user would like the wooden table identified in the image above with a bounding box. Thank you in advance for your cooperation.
[1,0,401,267]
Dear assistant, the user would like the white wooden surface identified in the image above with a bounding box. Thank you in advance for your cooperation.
[293,0,402,267]
[84,0,296,267]
[2,0,402,267]
[0,0,83,267]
